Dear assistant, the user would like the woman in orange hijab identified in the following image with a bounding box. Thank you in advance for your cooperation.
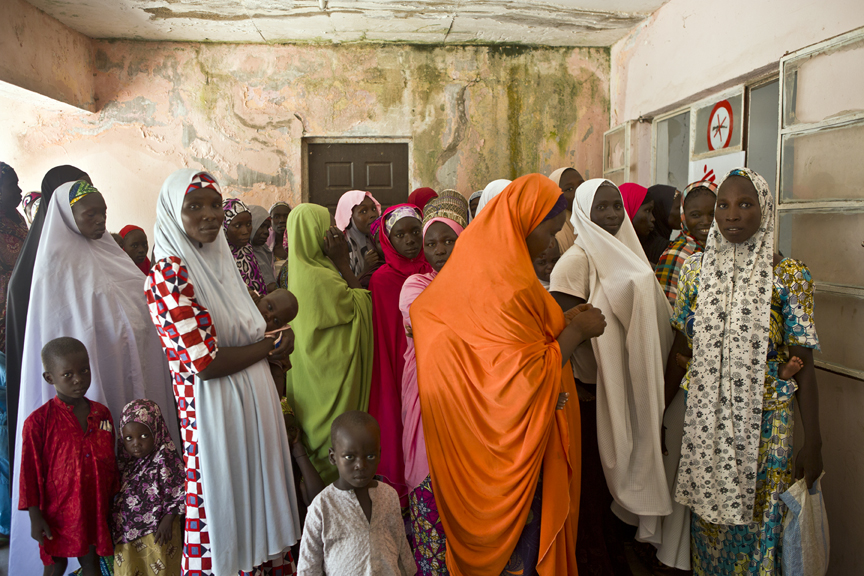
[411,174,607,575]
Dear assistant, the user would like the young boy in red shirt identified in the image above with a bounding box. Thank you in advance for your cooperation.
[19,337,119,576]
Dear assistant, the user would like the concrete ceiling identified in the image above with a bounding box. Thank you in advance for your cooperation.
[27,0,667,46]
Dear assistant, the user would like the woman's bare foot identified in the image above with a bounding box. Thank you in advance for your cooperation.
[676,352,691,370]
[778,356,804,380]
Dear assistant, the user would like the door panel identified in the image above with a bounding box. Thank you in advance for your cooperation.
[308,142,409,214]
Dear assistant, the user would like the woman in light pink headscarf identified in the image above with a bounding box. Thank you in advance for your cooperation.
[335,190,382,287]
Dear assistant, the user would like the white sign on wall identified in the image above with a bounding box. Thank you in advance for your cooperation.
[688,151,746,187]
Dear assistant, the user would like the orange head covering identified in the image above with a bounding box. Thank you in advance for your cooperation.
[411,173,580,576]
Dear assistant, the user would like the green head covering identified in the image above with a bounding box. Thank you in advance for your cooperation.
[284,204,374,484]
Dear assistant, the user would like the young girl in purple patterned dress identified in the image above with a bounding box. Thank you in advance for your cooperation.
[111,399,185,576]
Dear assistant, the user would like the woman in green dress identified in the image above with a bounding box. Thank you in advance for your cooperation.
[284,204,374,484]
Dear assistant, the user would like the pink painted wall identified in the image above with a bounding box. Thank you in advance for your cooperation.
[0,0,94,111]
[2,40,609,236]
[610,0,864,123]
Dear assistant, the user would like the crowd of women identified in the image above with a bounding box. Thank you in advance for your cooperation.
[0,158,823,576]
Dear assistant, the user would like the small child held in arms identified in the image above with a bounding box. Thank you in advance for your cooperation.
[19,337,119,576]
[256,288,299,397]
[297,411,416,576]
[111,399,185,576]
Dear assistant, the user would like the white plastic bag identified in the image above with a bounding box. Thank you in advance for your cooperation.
[781,472,830,576]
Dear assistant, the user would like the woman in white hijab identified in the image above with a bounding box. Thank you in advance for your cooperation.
[549,178,674,570]
[473,178,512,216]
[8,180,179,575]
[146,169,300,575]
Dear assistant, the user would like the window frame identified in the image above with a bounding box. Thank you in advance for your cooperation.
[603,122,630,183]
[777,26,864,381]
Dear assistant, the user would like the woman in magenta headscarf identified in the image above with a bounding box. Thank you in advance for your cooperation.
[368,203,431,500]
[619,183,657,265]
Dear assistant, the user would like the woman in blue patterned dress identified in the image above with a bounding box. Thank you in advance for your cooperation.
[663,167,823,575]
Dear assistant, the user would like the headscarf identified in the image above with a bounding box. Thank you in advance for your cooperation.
[618,182,649,221]
[549,167,580,253]
[8,179,180,575]
[675,168,775,525]
[284,204,374,484]
[248,205,277,286]
[421,189,469,235]
[335,190,381,232]
[400,201,466,491]
[152,169,300,573]
[266,201,292,253]
[474,179,512,215]
[111,399,186,544]
[118,224,152,275]
[569,178,674,541]
[4,165,89,474]
[222,198,268,294]
[467,190,483,222]
[654,181,717,304]
[407,187,438,213]
[335,190,382,278]
[644,184,679,264]
[410,174,580,575]
[368,204,431,498]
[20,192,41,226]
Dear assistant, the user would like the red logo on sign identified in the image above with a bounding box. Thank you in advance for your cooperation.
[707,100,734,151]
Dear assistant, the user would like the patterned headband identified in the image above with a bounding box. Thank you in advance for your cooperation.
[384,205,423,236]
[222,198,249,228]
[186,172,221,196]
[69,181,99,206]
[22,191,41,208]
[270,201,291,212]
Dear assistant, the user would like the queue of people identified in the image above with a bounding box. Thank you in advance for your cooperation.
[0,159,823,576]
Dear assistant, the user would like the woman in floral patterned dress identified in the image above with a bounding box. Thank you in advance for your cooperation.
[664,167,823,575]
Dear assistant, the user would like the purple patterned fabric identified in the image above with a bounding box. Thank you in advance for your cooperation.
[223,198,268,294]
[111,399,186,544]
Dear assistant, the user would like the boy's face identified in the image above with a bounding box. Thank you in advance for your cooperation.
[43,350,92,401]
[257,289,298,332]
[121,421,156,459]
[329,424,381,490]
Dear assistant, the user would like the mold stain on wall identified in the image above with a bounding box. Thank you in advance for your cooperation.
[3,41,609,233]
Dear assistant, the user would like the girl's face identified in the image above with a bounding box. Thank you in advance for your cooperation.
[225,210,253,247]
[532,239,560,282]
[632,199,655,237]
[423,221,459,272]
[683,190,716,245]
[389,217,422,259]
[351,197,379,235]
[121,421,156,459]
[589,185,625,236]
[716,176,762,244]
[557,169,584,208]
[526,212,565,259]
[71,193,108,240]
[122,229,149,265]
[182,188,224,245]
[270,205,291,235]
[469,197,481,218]
[252,218,271,246]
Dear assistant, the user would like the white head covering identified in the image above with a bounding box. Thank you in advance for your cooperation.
[8,180,180,575]
[467,189,483,222]
[474,179,512,215]
[153,169,301,572]
[570,178,674,541]
[674,168,775,525]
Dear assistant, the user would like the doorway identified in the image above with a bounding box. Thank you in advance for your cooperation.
[305,140,410,214]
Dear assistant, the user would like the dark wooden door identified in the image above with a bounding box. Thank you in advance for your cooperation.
[307,142,410,214]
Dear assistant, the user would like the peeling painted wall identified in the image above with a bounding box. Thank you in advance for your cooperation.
[0,0,95,110]
[1,41,609,235]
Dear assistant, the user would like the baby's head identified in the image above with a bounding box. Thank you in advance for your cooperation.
[328,411,380,490]
[41,337,91,401]
[256,288,299,332]
[532,238,560,283]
